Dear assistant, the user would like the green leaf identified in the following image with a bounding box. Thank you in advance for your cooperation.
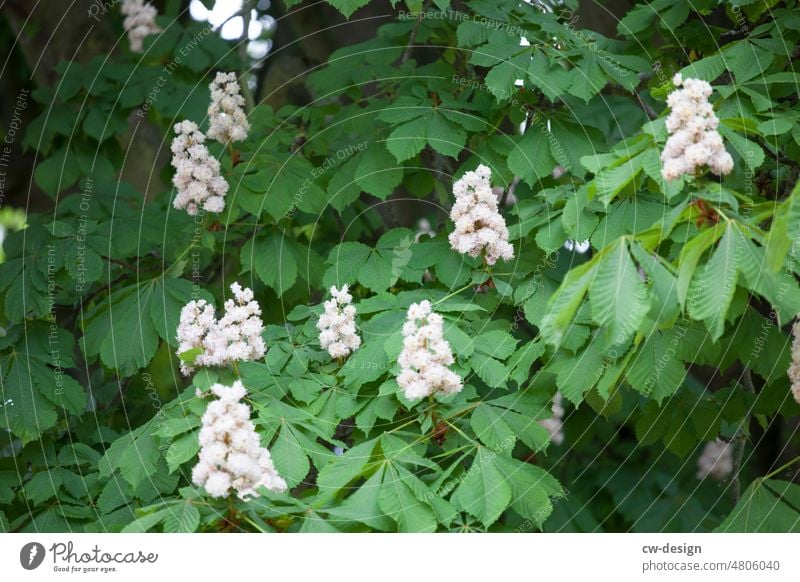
[34,148,79,196]
[118,432,160,489]
[324,242,372,288]
[676,223,724,308]
[470,403,517,451]
[165,432,200,473]
[687,223,739,340]
[386,117,428,162]
[765,179,800,272]
[452,447,512,527]
[626,332,686,403]
[271,424,311,488]
[315,439,378,497]
[163,501,200,533]
[495,456,563,527]
[122,509,170,533]
[355,143,403,199]
[508,129,556,186]
[327,468,394,531]
[549,338,606,405]
[592,155,644,206]
[0,357,58,443]
[469,352,509,388]
[472,330,518,360]
[715,479,800,532]
[427,112,466,158]
[242,233,298,295]
[24,470,62,505]
[541,258,599,347]
[718,123,765,169]
[589,240,650,347]
[567,53,608,102]
[327,0,371,18]
[82,283,161,377]
[379,464,437,532]
[485,52,529,100]
[151,277,211,347]
[341,338,390,389]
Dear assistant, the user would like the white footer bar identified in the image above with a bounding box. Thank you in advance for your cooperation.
[1,533,796,581]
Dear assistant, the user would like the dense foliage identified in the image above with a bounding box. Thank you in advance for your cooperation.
[2,0,800,533]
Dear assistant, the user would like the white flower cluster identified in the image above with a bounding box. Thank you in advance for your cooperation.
[207,72,250,144]
[192,380,287,499]
[449,164,514,265]
[696,438,733,481]
[176,282,266,376]
[538,393,565,446]
[317,285,361,359]
[170,120,229,215]
[788,318,800,405]
[661,74,734,182]
[120,0,161,53]
[397,300,462,400]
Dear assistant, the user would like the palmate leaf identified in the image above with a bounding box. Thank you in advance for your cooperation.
[494,456,563,528]
[589,239,650,347]
[470,391,552,451]
[325,468,394,531]
[452,447,512,527]
[0,357,58,444]
[378,464,437,532]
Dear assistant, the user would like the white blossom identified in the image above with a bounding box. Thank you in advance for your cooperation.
[192,380,287,499]
[415,218,436,242]
[317,285,361,359]
[661,74,734,182]
[120,0,161,53]
[538,393,564,446]
[397,300,462,400]
[789,317,800,405]
[696,438,733,481]
[448,164,514,265]
[207,72,250,144]
[176,282,266,376]
[170,120,229,215]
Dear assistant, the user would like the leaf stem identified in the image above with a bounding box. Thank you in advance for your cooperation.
[762,454,800,481]
[434,282,474,305]
[731,368,755,504]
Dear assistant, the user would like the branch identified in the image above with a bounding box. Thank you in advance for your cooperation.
[237,0,257,111]
[731,368,756,505]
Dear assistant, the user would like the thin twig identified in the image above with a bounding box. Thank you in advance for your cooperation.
[400,1,428,64]
[731,368,755,504]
